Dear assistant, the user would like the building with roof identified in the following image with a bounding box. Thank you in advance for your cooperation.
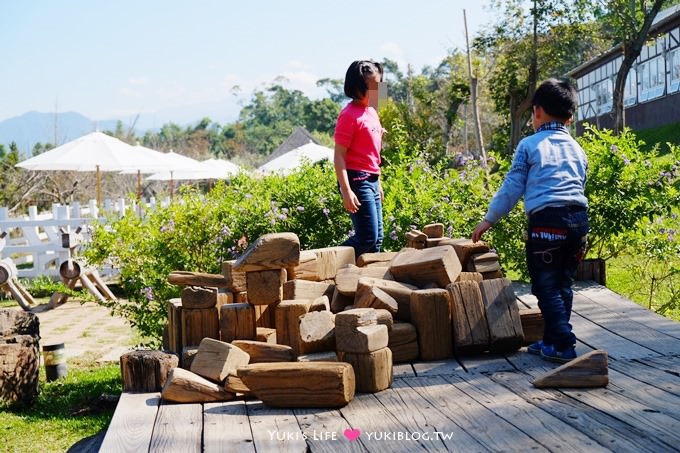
[569,5,680,133]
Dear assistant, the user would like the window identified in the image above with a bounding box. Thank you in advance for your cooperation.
[639,55,665,101]
[669,49,680,94]
[593,79,613,114]
[624,69,637,107]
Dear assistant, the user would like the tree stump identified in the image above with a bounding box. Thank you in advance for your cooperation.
[120,350,179,392]
[0,309,40,404]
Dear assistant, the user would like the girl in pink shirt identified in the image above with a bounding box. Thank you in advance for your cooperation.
[334,60,385,257]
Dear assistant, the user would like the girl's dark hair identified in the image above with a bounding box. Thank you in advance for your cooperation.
[532,78,578,120]
[344,60,383,100]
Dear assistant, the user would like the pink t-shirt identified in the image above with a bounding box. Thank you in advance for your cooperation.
[334,102,382,174]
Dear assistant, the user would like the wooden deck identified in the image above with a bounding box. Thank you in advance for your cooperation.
[99,282,680,452]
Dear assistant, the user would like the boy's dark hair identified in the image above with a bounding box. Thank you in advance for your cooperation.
[532,78,577,120]
[344,60,383,100]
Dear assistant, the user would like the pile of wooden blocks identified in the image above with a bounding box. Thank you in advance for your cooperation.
[158,224,536,408]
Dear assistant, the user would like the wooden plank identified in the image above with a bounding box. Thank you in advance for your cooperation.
[203,400,255,453]
[603,366,680,417]
[293,407,365,453]
[392,363,416,377]
[635,355,680,376]
[246,400,306,453]
[457,353,515,375]
[443,373,610,452]
[99,392,160,453]
[609,358,680,397]
[404,375,548,452]
[149,401,202,453]
[412,358,464,376]
[490,371,679,452]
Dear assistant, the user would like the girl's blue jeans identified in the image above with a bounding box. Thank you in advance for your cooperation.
[342,170,383,256]
[526,205,588,350]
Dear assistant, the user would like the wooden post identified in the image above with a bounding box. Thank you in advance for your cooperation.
[219,303,256,343]
[410,289,453,360]
[120,350,179,392]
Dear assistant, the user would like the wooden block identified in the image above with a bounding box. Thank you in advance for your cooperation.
[246,269,286,305]
[221,260,247,292]
[275,299,312,355]
[181,286,219,309]
[234,291,248,303]
[479,278,524,353]
[354,285,398,314]
[468,252,500,273]
[456,272,483,283]
[120,350,179,392]
[446,281,490,354]
[297,351,339,362]
[237,362,355,408]
[287,250,320,281]
[220,303,256,343]
[309,295,330,312]
[426,237,449,248]
[181,306,220,348]
[532,350,609,388]
[190,338,250,382]
[334,308,377,329]
[422,223,445,238]
[162,367,235,403]
[482,270,504,280]
[233,232,301,272]
[330,288,355,313]
[225,374,252,395]
[312,246,356,280]
[405,230,427,249]
[181,347,198,370]
[388,322,418,346]
[389,245,462,288]
[299,310,336,354]
[339,347,393,393]
[253,303,277,329]
[445,238,490,270]
[410,289,453,360]
[336,324,389,354]
[335,265,392,296]
[356,251,398,267]
[353,277,417,322]
[256,327,277,344]
[168,271,229,288]
[167,298,183,353]
[283,279,334,301]
[519,308,544,345]
[389,341,419,363]
[374,309,393,332]
[231,340,295,363]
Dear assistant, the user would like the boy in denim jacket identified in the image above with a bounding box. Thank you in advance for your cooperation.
[472,78,588,363]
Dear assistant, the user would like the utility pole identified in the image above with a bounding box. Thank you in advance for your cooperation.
[463,9,488,169]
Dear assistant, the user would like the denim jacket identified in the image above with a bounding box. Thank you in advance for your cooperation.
[484,123,588,224]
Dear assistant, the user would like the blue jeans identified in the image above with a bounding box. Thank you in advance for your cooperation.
[342,170,383,256]
[526,205,588,350]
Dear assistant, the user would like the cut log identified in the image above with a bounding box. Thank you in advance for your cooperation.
[0,310,39,404]
[219,303,256,343]
[231,340,295,363]
[256,327,277,344]
[519,308,544,345]
[309,295,330,312]
[181,286,220,309]
[287,250,320,281]
[389,245,462,287]
[221,260,247,292]
[312,246,356,281]
[299,310,336,354]
[374,309,393,332]
[334,308,377,329]
[246,269,286,305]
[233,232,301,272]
[456,272,483,283]
[445,238,490,270]
[353,277,417,322]
[225,374,252,395]
[181,306,220,349]
[253,303,277,329]
[339,347,393,393]
[161,367,235,403]
[356,252,398,268]
[190,338,250,382]
[354,285,399,314]
[410,288,453,360]
[532,350,609,388]
[167,298,183,354]
[283,279,334,301]
[275,299,312,355]
[446,281,490,354]
[422,223,445,238]
[168,271,229,288]
[330,288,355,313]
[336,324,388,354]
[120,350,179,392]
[237,362,355,407]
[335,266,392,296]
[297,351,338,362]
[479,278,523,353]
[405,230,428,249]
[181,347,198,370]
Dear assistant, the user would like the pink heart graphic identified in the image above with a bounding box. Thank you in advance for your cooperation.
[343,428,361,441]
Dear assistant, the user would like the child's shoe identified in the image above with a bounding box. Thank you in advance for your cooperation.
[540,344,577,363]
[527,340,545,355]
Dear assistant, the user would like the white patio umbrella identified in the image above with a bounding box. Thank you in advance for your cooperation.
[144,151,209,197]
[258,142,334,174]
[15,131,146,207]
[146,156,242,181]
[118,145,187,199]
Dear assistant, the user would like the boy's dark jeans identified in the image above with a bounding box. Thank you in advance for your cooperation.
[342,170,383,256]
[526,205,588,350]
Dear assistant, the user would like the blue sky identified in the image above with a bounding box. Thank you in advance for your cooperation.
[1,1,494,128]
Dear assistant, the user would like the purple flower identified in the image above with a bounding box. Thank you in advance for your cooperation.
[160,220,175,233]
[278,213,287,221]
[389,230,398,241]
[322,208,330,217]
[141,286,154,302]
[281,207,289,214]
[610,145,619,153]
[348,229,355,237]
[442,196,450,203]
[297,206,305,212]
[269,218,276,226]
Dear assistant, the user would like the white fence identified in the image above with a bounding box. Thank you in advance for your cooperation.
[0,197,166,280]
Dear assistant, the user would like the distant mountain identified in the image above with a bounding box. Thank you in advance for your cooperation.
[0,111,123,155]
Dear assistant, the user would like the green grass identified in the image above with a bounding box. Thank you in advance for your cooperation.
[0,358,121,453]
[633,121,680,154]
